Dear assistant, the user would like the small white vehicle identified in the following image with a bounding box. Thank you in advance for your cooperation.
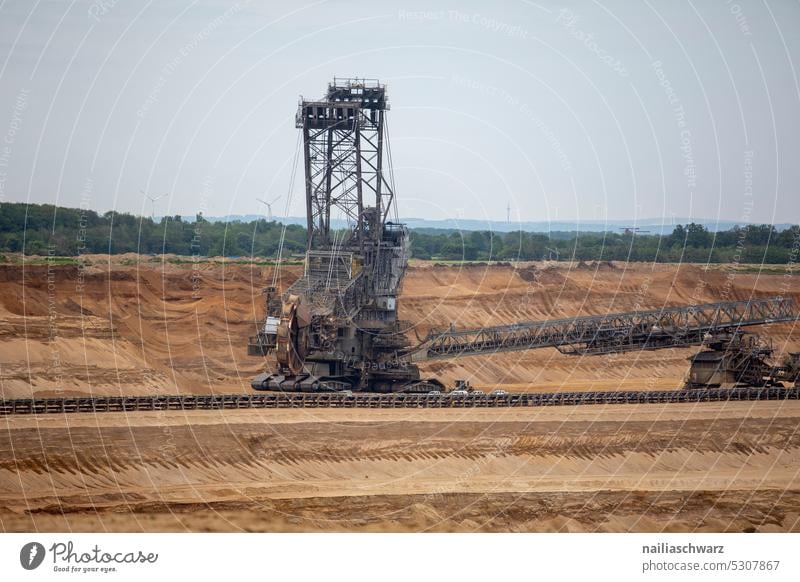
[470,389,486,396]
[448,389,470,397]
[489,389,509,397]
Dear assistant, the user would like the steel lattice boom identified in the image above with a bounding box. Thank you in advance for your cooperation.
[409,297,798,361]
[297,78,394,248]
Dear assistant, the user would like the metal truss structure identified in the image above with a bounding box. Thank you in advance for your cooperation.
[409,297,797,360]
[298,78,394,248]
[250,79,417,392]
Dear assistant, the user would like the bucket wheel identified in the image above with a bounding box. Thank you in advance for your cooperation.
[276,294,311,375]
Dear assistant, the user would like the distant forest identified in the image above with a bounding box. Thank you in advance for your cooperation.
[1,202,798,264]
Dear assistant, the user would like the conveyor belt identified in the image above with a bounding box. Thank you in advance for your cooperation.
[410,297,798,359]
[1,387,797,415]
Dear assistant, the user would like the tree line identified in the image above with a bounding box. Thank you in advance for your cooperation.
[0,203,307,258]
[410,222,800,263]
[0,202,798,264]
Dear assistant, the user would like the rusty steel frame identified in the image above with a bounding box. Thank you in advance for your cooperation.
[298,78,394,248]
[411,297,798,360]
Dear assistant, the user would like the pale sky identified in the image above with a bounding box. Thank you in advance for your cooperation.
[0,0,798,226]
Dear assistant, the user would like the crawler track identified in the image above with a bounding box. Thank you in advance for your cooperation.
[1,387,798,415]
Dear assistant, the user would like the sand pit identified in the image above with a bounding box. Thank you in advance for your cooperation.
[0,257,797,397]
[1,257,799,532]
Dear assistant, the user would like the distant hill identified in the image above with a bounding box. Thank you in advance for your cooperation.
[199,215,796,234]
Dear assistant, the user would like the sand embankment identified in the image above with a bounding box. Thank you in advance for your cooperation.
[0,257,797,397]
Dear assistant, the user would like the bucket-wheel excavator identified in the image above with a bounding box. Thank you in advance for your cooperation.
[248,78,800,393]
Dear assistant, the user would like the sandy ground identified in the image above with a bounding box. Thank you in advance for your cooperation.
[0,256,798,532]
[1,401,799,532]
[0,257,798,397]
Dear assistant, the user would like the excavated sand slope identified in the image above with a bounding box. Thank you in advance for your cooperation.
[0,257,798,397]
[1,257,798,532]
[1,402,799,532]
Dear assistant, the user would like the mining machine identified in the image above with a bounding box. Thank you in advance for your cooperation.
[408,298,800,389]
[249,78,800,392]
[248,78,432,392]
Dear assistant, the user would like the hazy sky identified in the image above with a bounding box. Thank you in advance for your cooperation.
[0,0,798,226]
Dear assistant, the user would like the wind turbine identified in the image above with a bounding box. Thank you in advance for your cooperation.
[256,195,282,222]
[140,190,169,220]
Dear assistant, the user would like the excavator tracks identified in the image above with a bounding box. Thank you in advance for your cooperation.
[1,386,798,416]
